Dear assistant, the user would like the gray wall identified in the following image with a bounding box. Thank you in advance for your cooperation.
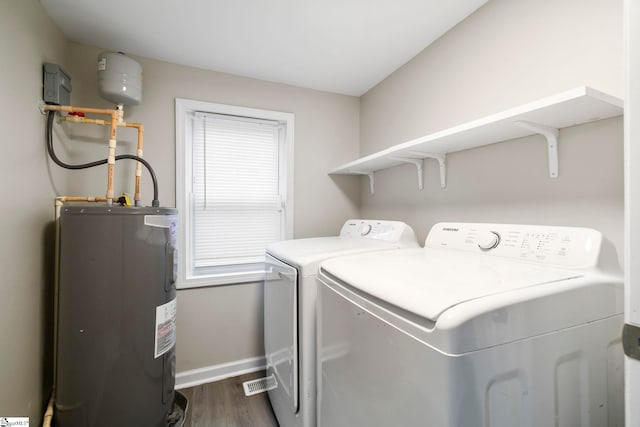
[359,0,625,264]
[0,0,68,422]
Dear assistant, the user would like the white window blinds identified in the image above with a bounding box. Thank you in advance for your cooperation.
[191,112,285,269]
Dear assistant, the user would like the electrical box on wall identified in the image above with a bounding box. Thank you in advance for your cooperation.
[43,63,71,105]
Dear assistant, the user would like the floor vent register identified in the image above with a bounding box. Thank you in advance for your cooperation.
[242,375,278,396]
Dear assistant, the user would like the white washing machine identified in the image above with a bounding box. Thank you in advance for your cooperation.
[264,219,418,427]
[317,222,624,427]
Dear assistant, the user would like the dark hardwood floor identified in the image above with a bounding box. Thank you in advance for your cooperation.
[180,371,280,427]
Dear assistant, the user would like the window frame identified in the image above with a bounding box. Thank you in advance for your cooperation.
[175,98,294,289]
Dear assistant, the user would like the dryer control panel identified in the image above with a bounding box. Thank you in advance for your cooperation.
[425,222,602,269]
[340,219,418,245]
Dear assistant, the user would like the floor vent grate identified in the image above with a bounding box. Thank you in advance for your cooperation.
[243,375,278,396]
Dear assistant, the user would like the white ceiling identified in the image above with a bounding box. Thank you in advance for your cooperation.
[40,0,488,96]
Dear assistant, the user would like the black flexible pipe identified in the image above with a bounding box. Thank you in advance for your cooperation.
[46,110,160,207]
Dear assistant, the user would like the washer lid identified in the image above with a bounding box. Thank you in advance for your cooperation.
[267,237,411,274]
[320,248,582,321]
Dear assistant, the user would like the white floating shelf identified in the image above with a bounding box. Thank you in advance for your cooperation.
[329,86,623,193]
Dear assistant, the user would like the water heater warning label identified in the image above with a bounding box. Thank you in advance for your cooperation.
[155,298,177,358]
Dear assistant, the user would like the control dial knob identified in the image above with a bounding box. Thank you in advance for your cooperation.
[360,224,372,236]
[477,231,500,250]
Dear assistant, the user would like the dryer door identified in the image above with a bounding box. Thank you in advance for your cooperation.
[265,254,299,413]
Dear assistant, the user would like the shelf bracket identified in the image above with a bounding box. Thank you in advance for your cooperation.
[514,120,560,178]
[353,170,375,194]
[390,157,424,190]
[408,152,447,188]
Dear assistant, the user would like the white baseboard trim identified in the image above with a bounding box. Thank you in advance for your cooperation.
[175,356,266,390]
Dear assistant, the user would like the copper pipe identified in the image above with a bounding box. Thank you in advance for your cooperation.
[42,393,54,427]
[124,123,144,205]
[62,116,108,126]
[49,105,149,205]
[45,104,120,204]
[56,196,109,202]
[60,117,145,205]
[106,111,119,204]
[43,104,117,116]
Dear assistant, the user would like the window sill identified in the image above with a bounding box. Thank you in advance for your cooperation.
[177,270,266,289]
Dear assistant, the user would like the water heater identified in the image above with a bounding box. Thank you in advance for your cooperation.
[54,205,184,426]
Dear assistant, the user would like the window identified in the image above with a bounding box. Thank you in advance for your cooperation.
[176,99,294,288]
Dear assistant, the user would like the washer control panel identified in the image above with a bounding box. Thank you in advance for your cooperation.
[425,222,602,268]
[340,219,418,245]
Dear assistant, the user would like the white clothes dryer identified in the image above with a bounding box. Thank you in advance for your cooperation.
[317,222,624,427]
[264,219,418,427]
